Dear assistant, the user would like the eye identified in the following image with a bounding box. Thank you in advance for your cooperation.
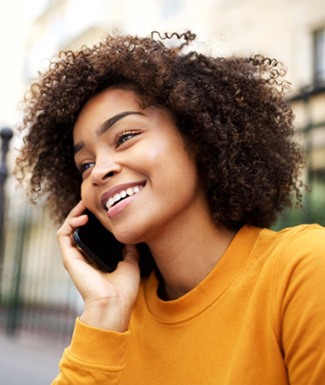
[115,130,141,148]
[79,161,95,176]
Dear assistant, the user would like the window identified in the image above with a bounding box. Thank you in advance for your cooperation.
[313,28,325,85]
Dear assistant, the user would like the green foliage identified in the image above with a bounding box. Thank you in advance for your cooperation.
[273,179,325,230]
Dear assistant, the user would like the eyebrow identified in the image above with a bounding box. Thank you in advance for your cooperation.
[73,111,144,154]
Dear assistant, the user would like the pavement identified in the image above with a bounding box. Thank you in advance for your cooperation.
[0,332,68,385]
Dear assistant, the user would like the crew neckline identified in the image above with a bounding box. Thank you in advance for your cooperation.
[144,225,261,323]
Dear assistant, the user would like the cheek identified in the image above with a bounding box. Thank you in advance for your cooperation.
[150,143,200,194]
[138,134,190,168]
[80,182,92,206]
[135,140,162,164]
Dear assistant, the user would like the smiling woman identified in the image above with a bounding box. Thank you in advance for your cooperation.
[73,87,206,246]
[15,31,325,385]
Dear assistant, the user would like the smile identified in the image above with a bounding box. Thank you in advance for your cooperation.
[105,185,144,210]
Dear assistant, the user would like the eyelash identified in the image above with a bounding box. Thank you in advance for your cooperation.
[79,162,94,175]
[114,129,141,147]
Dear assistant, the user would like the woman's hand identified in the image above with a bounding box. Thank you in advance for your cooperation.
[56,201,141,332]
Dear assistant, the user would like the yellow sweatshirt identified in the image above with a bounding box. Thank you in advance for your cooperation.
[52,224,325,384]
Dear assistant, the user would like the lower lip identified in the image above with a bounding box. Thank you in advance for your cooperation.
[106,192,141,219]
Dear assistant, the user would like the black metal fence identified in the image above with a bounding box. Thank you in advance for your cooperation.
[0,166,80,343]
[0,128,13,297]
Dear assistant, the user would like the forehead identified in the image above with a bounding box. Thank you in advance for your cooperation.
[75,88,143,127]
[72,88,146,148]
[72,87,182,155]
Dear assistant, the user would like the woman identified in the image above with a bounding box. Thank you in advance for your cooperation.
[16,31,325,384]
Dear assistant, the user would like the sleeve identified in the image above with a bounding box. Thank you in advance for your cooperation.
[51,318,130,385]
[276,225,325,385]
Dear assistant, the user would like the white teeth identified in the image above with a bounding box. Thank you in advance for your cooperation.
[105,185,143,210]
[108,197,115,207]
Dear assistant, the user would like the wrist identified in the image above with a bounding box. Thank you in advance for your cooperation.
[80,297,133,332]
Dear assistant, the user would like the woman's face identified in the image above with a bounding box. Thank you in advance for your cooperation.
[73,88,208,244]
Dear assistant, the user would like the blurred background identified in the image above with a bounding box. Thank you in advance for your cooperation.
[0,0,324,383]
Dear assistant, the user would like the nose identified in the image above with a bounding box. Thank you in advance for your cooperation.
[91,158,122,185]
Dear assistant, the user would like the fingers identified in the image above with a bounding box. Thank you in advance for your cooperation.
[56,201,90,272]
[57,201,88,238]
[57,201,142,283]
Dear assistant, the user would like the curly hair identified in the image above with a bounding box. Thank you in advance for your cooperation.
[16,30,304,230]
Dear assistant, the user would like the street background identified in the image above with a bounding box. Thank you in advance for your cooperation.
[0,333,66,385]
[0,1,324,384]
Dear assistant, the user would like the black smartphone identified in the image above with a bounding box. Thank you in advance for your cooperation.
[73,210,125,272]
[73,210,153,274]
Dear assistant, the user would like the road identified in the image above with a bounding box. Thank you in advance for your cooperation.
[0,333,67,385]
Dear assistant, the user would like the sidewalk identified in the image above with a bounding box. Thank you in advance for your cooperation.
[0,332,68,385]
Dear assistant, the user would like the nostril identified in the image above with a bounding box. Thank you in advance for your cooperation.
[91,161,122,185]
[103,170,115,179]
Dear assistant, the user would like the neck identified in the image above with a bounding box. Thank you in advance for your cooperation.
[147,211,237,300]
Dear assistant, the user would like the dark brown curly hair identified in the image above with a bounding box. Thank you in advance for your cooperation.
[16,31,304,230]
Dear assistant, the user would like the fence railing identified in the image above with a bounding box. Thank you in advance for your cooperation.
[0,189,81,343]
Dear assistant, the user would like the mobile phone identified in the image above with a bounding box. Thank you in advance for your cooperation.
[73,210,125,272]
[73,210,154,274]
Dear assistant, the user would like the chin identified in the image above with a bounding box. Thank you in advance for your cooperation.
[112,226,147,245]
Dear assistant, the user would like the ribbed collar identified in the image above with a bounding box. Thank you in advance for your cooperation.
[143,225,261,323]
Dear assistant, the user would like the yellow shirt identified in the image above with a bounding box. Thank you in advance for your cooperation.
[53,224,325,384]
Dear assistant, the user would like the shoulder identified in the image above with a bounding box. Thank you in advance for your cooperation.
[273,223,325,262]
[271,225,325,383]
[259,223,325,261]
[253,224,325,291]
[276,223,325,243]
[264,224,325,295]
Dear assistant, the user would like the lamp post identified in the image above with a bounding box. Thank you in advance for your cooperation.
[0,127,13,297]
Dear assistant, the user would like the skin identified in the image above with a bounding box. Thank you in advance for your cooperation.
[57,88,236,332]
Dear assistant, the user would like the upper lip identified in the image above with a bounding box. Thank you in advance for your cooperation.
[100,181,146,209]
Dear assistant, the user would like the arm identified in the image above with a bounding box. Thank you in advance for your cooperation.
[51,320,130,385]
[52,201,141,384]
[276,225,325,384]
